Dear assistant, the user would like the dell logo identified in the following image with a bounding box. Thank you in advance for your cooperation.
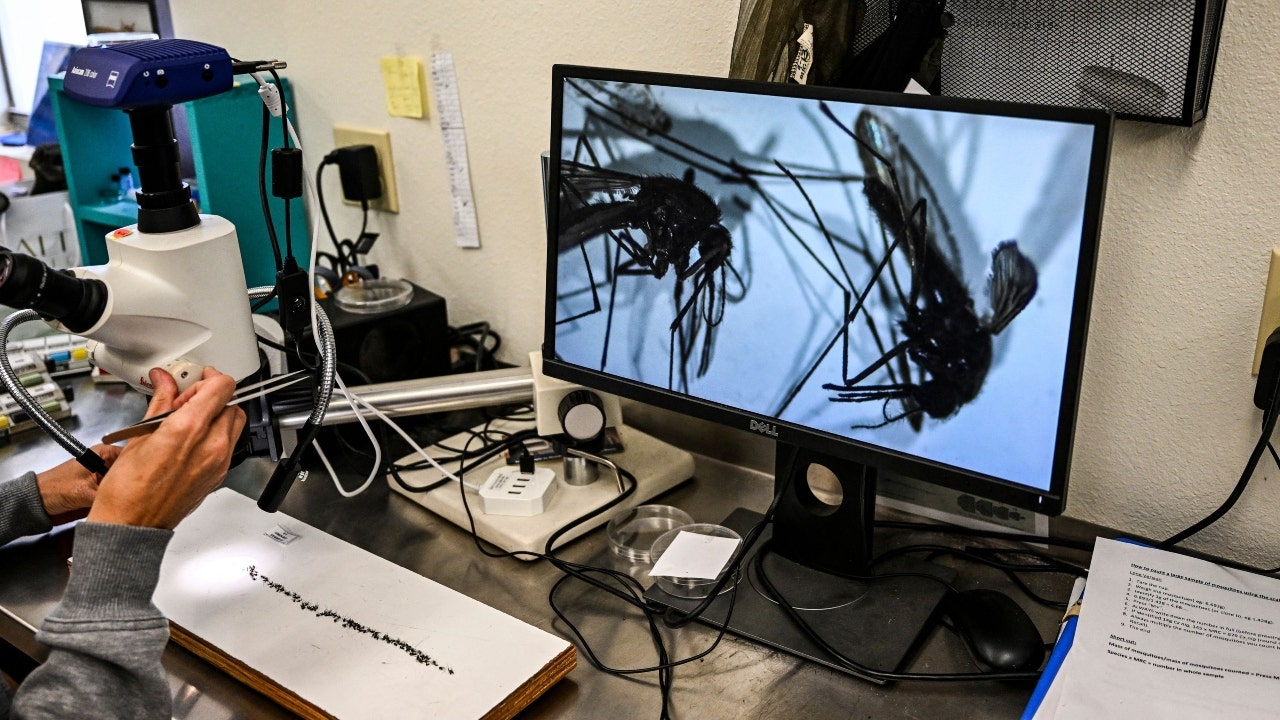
[749,419,779,437]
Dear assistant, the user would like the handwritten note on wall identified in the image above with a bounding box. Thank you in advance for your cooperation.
[380,56,427,119]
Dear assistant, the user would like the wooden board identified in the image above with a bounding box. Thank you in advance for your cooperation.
[154,489,575,720]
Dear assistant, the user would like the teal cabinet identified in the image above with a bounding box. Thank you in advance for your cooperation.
[48,75,308,289]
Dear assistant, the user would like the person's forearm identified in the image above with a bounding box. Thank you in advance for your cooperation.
[0,473,52,546]
[9,522,174,720]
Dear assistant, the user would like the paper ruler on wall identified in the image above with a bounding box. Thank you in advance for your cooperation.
[154,488,574,720]
[431,52,481,248]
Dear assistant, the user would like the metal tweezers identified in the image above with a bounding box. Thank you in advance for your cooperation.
[101,370,311,444]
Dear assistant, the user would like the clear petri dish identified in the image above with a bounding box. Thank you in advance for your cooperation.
[606,505,694,565]
[648,523,742,599]
[334,277,413,314]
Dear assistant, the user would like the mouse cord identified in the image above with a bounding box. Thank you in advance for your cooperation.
[872,543,1086,610]
[752,540,1044,682]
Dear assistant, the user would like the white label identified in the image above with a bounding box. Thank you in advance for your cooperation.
[264,525,301,545]
[788,24,815,85]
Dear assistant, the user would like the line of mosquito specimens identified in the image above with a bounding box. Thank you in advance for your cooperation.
[552,77,1091,449]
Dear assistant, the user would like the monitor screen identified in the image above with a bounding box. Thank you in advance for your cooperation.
[544,65,1110,517]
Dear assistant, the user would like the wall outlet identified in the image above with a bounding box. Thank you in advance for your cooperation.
[1254,248,1280,375]
[331,124,399,213]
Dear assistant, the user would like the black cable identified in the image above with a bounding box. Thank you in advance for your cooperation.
[257,102,283,272]
[389,428,537,494]
[316,160,343,272]
[874,520,1095,553]
[269,69,295,261]
[432,428,746,719]
[752,539,1043,682]
[264,334,370,386]
[656,464,793,630]
[450,322,501,372]
[1160,377,1280,548]
[356,199,369,267]
[875,544,1087,578]
[874,544,1084,610]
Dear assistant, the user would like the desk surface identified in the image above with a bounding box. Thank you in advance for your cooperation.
[0,378,1081,719]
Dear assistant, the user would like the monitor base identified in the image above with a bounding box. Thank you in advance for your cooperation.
[645,507,955,684]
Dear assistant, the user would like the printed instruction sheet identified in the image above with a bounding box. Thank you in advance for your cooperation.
[1052,538,1280,719]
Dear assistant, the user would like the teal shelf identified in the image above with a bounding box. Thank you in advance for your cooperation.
[48,75,309,286]
[77,201,138,227]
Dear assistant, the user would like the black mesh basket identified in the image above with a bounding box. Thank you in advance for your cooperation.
[855,0,1228,125]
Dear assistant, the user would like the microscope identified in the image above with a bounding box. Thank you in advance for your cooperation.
[0,39,332,510]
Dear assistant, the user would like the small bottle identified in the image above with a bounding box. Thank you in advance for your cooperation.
[117,167,135,200]
[102,173,120,202]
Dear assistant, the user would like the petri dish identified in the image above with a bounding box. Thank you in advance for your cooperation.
[606,504,694,565]
[334,277,413,314]
[648,523,742,599]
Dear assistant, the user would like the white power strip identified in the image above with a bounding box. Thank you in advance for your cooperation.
[478,466,558,516]
[388,420,695,559]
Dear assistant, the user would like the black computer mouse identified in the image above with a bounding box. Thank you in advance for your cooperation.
[941,588,1045,672]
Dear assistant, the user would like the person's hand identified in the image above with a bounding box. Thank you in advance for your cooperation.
[87,366,247,530]
[34,444,122,524]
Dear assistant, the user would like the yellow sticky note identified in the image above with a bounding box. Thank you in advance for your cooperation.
[380,56,427,119]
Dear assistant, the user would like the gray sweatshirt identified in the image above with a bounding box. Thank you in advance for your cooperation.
[0,472,174,719]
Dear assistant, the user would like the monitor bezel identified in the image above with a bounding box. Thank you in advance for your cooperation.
[542,63,1112,517]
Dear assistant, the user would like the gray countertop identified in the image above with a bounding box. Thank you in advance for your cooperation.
[0,376,1080,719]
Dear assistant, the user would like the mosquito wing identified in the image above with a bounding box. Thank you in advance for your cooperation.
[560,159,645,195]
[557,161,646,249]
[853,110,964,274]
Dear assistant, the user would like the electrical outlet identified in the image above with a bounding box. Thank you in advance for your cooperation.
[331,124,399,213]
[1254,248,1280,375]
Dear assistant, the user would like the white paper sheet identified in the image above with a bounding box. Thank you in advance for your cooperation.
[648,531,739,580]
[1053,538,1280,720]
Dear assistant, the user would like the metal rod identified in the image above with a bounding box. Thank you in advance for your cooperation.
[275,367,533,430]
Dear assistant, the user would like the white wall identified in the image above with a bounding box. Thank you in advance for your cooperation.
[0,0,85,114]
[173,2,1280,566]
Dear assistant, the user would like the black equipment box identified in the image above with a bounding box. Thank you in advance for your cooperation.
[317,281,450,384]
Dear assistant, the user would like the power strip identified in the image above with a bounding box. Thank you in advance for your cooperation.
[478,466,558,516]
[387,419,695,559]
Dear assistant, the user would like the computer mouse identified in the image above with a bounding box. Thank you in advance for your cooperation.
[941,588,1045,672]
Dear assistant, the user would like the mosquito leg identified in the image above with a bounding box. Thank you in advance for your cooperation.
[601,248,628,371]
[775,221,906,416]
[773,160,857,292]
[827,338,913,389]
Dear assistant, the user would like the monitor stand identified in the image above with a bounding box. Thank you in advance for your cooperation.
[645,444,955,683]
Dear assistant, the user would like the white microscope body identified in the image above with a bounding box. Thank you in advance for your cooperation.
[65,215,260,393]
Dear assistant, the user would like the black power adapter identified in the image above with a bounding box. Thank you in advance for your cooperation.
[334,144,382,202]
[1256,327,1280,409]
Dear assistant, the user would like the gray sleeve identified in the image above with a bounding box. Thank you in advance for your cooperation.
[8,521,175,720]
[0,473,53,546]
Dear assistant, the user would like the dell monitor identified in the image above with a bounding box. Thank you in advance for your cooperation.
[543,65,1111,679]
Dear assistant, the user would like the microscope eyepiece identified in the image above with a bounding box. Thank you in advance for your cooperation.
[0,250,108,333]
